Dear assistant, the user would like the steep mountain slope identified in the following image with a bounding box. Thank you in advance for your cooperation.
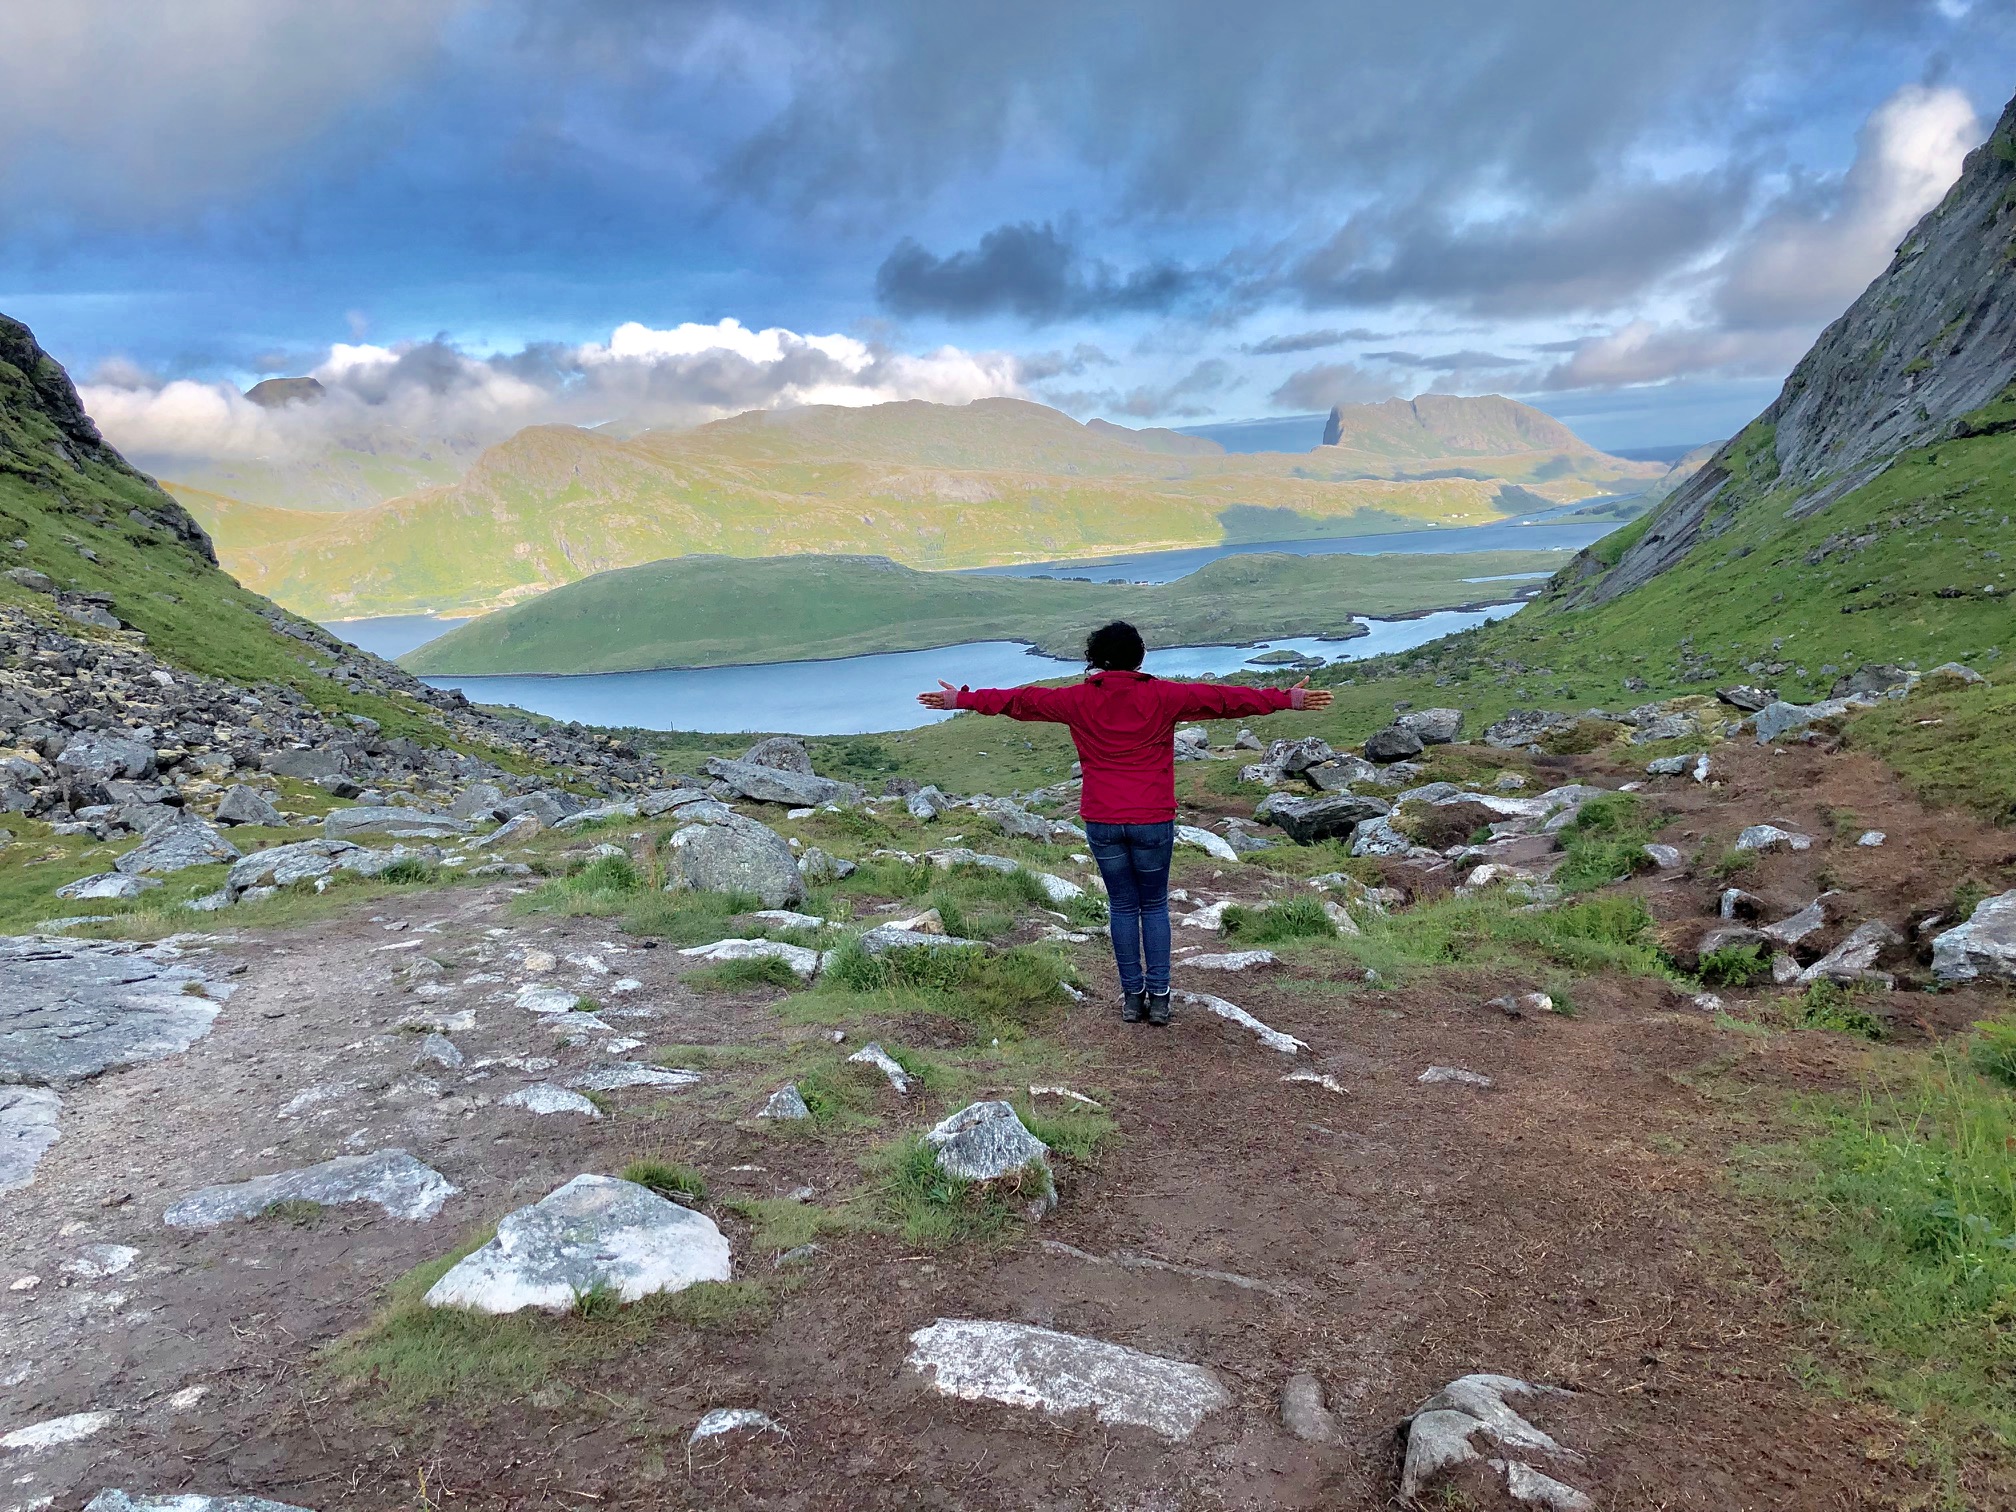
[400,547,1566,673]
[0,313,647,780]
[173,395,1660,619]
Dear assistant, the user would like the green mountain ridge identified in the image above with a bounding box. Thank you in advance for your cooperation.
[399,548,1571,675]
[166,393,1663,620]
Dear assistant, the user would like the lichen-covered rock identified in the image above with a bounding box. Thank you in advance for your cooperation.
[324,806,469,841]
[1396,707,1463,744]
[86,1494,315,1512]
[1734,823,1812,853]
[704,756,845,807]
[758,1084,811,1119]
[1932,889,2016,984]
[665,814,806,909]
[924,1101,1055,1213]
[214,784,283,826]
[907,1318,1230,1440]
[56,871,157,900]
[1364,724,1426,763]
[114,816,239,875]
[163,1149,456,1228]
[423,1174,731,1313]
[742,735,815,774]
[679,937,821,979]
[57,730,156,781]
[1254,790,1389,844]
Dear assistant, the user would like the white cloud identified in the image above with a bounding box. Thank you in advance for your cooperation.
[79,319,1024,464]
[1716,84,1980,329]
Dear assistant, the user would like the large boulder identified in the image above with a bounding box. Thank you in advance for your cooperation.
[1303,755,1381,792]
[742,736,815,775]
[1363,724,1425,763]
[704,756,845,807]
[226,839,360,895]
[259,748,347,782]
[924,1100,1056,1215]
[1253,791,1389,844]
[1263,736,1333,775]
[665,814,806,908]
[214,785,283,827]
[1481,709,1577,748]
[1831,663,1911,699]
[1395,707,1463,745]
[423,1174,731,1313]
[1931,890,2016,984]
[114,817,239,876]
[323,806,470,842]
[449,782,508,821]
[163,1150,456,1228]
[56,731,156,781]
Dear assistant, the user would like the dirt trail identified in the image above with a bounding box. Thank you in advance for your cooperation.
[2,739,2011,1510]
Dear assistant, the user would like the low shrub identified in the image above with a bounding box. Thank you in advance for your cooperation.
[1223,895,1336,943]
[619,1160,706,1201]
[1699,943,1772,988]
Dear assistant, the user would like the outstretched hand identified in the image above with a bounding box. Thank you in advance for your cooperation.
[1289,678,1334,712]
[917,679,959,710]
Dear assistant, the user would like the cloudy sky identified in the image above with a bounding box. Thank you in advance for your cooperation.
[5,0,2013,464]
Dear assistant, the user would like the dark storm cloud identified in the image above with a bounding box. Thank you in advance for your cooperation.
[1241,328,1390,355]
[875,222,1201,323]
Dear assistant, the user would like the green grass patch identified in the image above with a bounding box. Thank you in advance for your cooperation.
[1796,980,1888,1040]
[258,1198,328,1226]
[688,955,802,991]
[1345,890,1673,985]
[723,1196,858,1253]
[1552,792,1662,893]
[1222,895,1337,943]
[1968,1017,2016,1090]
[618,1160,706,1201]
[816,940,1075,1037]
[1700,943,1772,988]
[869,1135,1042,1246]
[1742,1047,2016,1486]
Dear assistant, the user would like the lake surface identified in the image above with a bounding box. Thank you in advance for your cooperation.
[418,604,1525,736]
[326,614,470,660]
[962,517,1611,584]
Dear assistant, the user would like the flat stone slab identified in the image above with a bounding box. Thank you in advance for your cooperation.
[0,936,218,1087]
[163,1150,456,1228]
[424,1173,732,1314]
[907,1318,1230,1440]
[87,1495,315,1512]
[1420,1065,1494,1088]
[856,924,982,955]
[690,1407,786,1445]
[3,1409,115,1451]
[1186,949,1276,972]
[570,1063,702,1092]
[1399,1373,1584,1507]
[1175,992,1307,1054]
[1174,825,1238,862]
[0,1084,62,1193]
[503,1084,602,1117]
[679,938,821,978]
[324,806,469,841]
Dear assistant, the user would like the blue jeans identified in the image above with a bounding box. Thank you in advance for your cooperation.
[1085,820,1174,996]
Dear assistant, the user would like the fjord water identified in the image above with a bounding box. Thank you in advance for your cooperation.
[414,605,1525,736]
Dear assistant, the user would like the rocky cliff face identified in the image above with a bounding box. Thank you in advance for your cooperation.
[0,315,217,564]
[1579,90,2016,605]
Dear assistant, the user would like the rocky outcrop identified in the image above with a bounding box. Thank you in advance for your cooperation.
[1578,92,2016,604]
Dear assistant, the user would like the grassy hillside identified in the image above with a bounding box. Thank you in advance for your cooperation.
[172,395,1662,619]
[1319,393,1598,467]
[403,548,1568,674]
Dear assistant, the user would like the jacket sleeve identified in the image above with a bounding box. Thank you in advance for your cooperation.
[1164,682,1295,721]
[952,684,1081,723]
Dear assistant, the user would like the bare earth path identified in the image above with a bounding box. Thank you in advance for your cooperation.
[3,739,2008,1510]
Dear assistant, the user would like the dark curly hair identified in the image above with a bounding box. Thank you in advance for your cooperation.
[1084,620,1145,671]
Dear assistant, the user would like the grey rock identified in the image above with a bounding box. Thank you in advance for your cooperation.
[469,812,542,849]
[553,800,641,829]
[1831,663,1911,699]
[0,1084,61,1193]
[56,871,157,901]
[424,1174,731,1313]
[742,735,815,774]
[758,1083,811,1119]
[449,782,507,821]
[57,730,156,781]
[1498,1461,1596,1512]
[1644,753,1699,777]
[666,814,806,908]
[1719,887,1764,920]
[679,937,821,978]
[1419,1065,1493,1088]
[1858,830,1886,847]
[1932,890,2016,984]
[163,1149,456,1228]
[1398,1373,1577,1505]
[314,773,364,799]
[225,838,358,894]
[1922,661,1988,689]
[1349,815,1414,858]
[1233,728,1263,750]
[1174,824,1238,862]
[1280,1372,1340,1443]
[260,748,345,782]
[324,806,469,841]
[570,1063,703,1092]
[1697,924,1765,955]
[847,1040,912,1094]
[855,923,981,955]
[922,846,1019,874]
[1643,844,1684,869]
[1187,949,1275,971]
[5,565,55,593]
[1734,823,1812,853]
[87,1496,313,1512]
[906,1318,1230,1440]
[502,1084,601,1117]
[1396,707,1463,744]
[1799,920,1900,986]
[637,786,710,817]
[338,843,440,880]
[925,1100,1055,1213]
[1363,724,1425,763]
[214,784,283,826]
[1627,712,1697,744]
[1716,684,1776,712]
[1761,896,1834,947]
[973,796,1068,842]
[690,1407,787,1445]
[1481,708,1578,748]
[796,846,857,882]
[1264,736,1334,774]
[1752,698,1861,743]
[1254,790,1389,844]
[0,936,217,1085]
[501,790,569,825]
[907,784,951,821]
[415,1033,464,1070]
[704,756,845,807]
[1303,754,1381,791]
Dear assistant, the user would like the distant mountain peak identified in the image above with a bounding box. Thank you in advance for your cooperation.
[243,375,326,409]
[1320,394,1594,458]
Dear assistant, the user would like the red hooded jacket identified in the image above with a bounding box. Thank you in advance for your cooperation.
[952,670,1295,823]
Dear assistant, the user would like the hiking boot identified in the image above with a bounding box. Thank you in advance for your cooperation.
[1121,990,1147,1023]
[1147,991,1172,1027]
